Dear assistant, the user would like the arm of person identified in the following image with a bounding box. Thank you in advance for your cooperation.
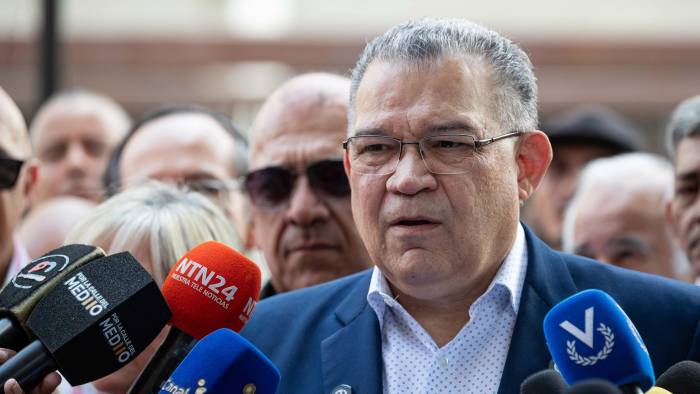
[0,349,61,394]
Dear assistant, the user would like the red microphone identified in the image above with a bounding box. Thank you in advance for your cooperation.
[128,241,261,394]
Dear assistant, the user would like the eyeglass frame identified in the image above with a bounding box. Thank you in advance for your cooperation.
[341,130,524,175]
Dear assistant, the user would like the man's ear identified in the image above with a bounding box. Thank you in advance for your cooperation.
[22,159,38,199]
[343,150,352,178]
[516,131,552,201]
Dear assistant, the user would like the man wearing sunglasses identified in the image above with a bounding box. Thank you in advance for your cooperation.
[0,87,38,286]
[241,19,700,393]
[244,73,371,298]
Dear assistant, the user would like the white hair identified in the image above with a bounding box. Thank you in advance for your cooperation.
[562,153,689,276]
[65,181,239,284]
[349,17,537,135]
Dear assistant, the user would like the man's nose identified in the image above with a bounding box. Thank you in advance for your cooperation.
[64,143,89,169]
[285,176,331,226]
[386,144,437,195]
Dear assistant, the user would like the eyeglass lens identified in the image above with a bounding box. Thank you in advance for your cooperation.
[0,159,23,190]
[244,160,349,208]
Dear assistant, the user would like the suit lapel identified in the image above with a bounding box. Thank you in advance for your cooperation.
[498,225,580,394]
[321,270,382,394]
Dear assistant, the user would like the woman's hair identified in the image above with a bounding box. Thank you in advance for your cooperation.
[65,180,239,284]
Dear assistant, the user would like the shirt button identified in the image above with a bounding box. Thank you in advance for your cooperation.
[439,356,449,367]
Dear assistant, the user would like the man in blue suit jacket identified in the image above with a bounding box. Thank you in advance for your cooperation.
[242,18,700,393]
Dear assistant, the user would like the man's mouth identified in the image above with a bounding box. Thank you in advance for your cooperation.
[390,216,441,227]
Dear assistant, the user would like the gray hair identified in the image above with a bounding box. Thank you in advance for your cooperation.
[65,181,240,284]
[666,94,700,158]
[348,18,538,134]
[562,153,690,276]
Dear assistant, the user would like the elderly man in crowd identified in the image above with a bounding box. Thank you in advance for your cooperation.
[242,18,700,393]
[244,73,371,297]
[0,87,38,284]
[562,153,692,282]
[666,94,700,284]
[103,105,251,250]
[522,105,644,249]
[0,87,63,394]
[29,89,130,204]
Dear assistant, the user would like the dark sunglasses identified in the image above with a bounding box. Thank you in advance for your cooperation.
[244,159,350,209]
[0,158,24,190]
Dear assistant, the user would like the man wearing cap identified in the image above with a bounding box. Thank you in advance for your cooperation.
[522,105,645,249]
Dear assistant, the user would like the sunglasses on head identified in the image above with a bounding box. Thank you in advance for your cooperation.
[0,158,24,190]
[243,159,350,209]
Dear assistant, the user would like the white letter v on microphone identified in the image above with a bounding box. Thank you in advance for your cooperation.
[560,307,595,348]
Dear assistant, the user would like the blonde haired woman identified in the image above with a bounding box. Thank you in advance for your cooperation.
[60,181,242,394]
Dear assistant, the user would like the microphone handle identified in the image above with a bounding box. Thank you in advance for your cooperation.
[0,340,57,393]
[619,384,643,394]
[128,327,196,394]
[0,318,25,351]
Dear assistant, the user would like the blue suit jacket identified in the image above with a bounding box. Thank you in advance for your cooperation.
[242,226,700,393]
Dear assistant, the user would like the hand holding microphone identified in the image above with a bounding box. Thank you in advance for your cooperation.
[0,251,171,393]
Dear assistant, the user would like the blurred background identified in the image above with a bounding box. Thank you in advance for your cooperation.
[1,0,700,149]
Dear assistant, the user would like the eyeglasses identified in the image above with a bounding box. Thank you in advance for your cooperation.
[243,159,350,210]
[342,131,523,175]
[0,158,24,190]
[180,179,239,201]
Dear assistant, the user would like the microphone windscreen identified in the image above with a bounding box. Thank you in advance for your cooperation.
[521,369,567,394]
[161,241,261,339]
[160,328,280,394]
[24,252,171,385]
[656,360,700,393]
[0,244,104,321]
[564,379,623,393]
[645,387,673,394]
[544,289,654,391]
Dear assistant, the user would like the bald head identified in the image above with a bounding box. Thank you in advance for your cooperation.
[0,87,30,159]
[250,73,350,167]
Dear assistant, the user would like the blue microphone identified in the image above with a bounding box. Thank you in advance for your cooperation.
[543,289,654,393]
[158,328,280,394]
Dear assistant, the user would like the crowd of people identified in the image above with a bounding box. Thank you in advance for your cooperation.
[0,16,700,394]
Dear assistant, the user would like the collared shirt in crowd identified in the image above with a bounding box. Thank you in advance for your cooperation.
[367,223,528,393]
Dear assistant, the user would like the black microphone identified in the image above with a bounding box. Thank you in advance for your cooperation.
[521,369,567,394]
[656,360,700,394]
[0,252,171,392]
[0,244,104,350]
[564,379,624,393]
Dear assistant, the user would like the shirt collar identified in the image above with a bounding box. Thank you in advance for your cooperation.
[367,223,528,323]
